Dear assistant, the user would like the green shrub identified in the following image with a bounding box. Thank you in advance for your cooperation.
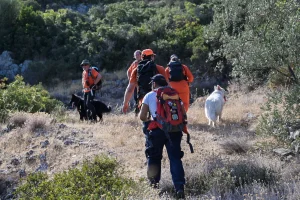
[257,84,300,143]
[0,75,63,122]
[15,155,137,199]
[267,66,293,88]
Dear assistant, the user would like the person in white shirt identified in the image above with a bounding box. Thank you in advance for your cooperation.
[139,74,185,199]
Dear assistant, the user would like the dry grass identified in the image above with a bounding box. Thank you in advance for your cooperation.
[2,83,300,199]
[9,112,27,128]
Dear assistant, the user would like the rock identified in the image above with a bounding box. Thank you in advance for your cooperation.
[290,130,300,140]
[0,51,32,81]
[26,150,34,156]
[35,163,48,172]
[244,112,256,120]
[39,153,47,162]
[25,155,36,164]
[40,140,50,148]
[10,158,20,166]
[64,140,74,145]
[19,169,27,178]
[20,60,32,73]
[59,124,66,129]
[273,148,293,157]
[72,160,79,167]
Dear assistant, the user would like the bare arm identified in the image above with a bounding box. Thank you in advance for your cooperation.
[94,73,102,85]
[122,82,136,113]
[139,103,150,121]
[127,69,131,80]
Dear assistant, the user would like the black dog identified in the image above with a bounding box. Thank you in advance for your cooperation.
[69,94,111,121]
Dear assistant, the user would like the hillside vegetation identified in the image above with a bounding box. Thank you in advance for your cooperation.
[0,0,299,199]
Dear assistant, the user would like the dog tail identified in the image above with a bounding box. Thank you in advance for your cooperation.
[205,100,217,122]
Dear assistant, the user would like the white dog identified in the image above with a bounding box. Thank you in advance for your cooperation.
[205,85,226,127]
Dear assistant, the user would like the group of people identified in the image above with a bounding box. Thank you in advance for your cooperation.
[80,49,194,199]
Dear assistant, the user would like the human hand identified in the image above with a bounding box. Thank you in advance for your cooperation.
[122,103,129,114]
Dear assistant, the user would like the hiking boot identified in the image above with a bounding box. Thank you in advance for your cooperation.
[176,189,185,199]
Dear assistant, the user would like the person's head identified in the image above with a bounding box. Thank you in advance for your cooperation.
[150,74,168,90]
[80,59,90,70]
[170,54,179,62]
[142,49,156,60]
[134,50,141,61]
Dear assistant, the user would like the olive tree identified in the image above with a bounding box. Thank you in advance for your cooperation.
[206,0,300,85]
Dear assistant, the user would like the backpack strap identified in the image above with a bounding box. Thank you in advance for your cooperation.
[186,132,194,153]
[88,68,96,79]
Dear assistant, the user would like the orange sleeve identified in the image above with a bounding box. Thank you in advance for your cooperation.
[129,68,137,84]
[127,62,135,77]
[156,65,168,80]
[183,64,194,83]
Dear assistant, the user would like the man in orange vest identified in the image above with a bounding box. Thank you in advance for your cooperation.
[81,59,102,121]
[122,49,167,114]
[127,50,142,115]
[127,50,142,79]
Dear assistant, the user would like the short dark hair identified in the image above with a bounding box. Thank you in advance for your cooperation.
[150,74,168,86]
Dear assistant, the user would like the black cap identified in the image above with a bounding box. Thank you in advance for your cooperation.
[150,74,168,86]
[80,59,90,66]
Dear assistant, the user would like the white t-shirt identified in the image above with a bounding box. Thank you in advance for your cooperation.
[142,90,157,118]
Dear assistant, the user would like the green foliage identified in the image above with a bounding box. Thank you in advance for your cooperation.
[15,155,137,199]
[257,84,300,143]
[0,76,63,122]
[267,66,294,88]
[0,0,212,84]
[206,0,300,85]
[0,0,21,52]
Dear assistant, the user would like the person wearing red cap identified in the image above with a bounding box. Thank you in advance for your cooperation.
[122,49,167,114]
[165,54,194,111]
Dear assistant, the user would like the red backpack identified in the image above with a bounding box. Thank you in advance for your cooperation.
[148,86,194,153]
[155,87,187,132]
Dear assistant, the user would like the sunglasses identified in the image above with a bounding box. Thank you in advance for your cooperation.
[81,64,89,67]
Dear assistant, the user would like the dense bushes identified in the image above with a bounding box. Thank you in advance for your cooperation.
[0,0,212,85]
[258,84,300,144]
[15,155,137,199]
[205,0,299,86]
[0,76,63,122]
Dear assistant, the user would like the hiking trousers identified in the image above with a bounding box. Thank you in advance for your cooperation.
[83,91,96,120]
[145,128,185,191]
